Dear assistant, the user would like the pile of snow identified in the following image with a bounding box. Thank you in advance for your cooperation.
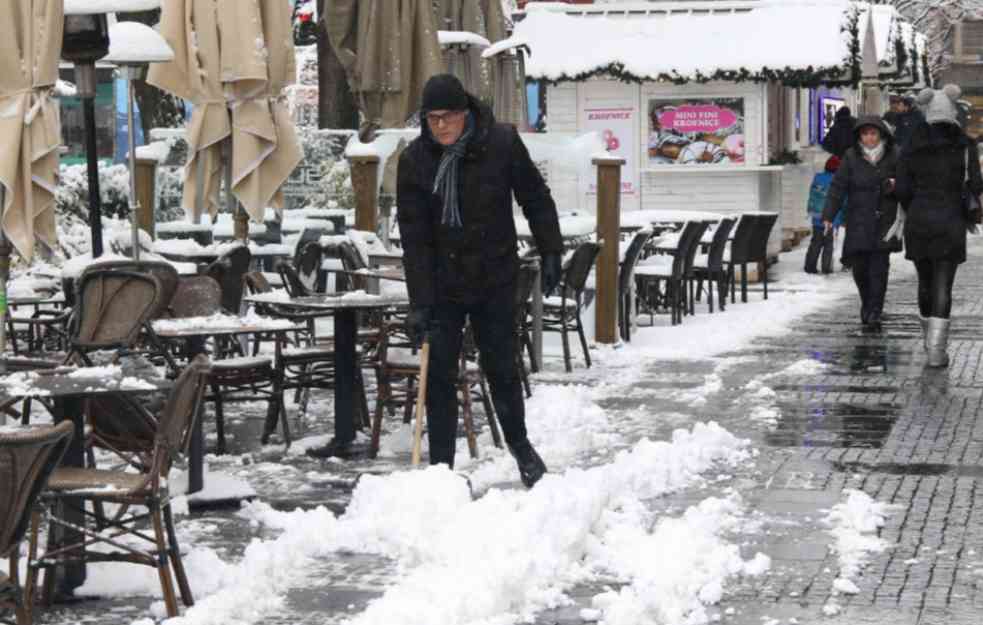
[824,489,894,604]
[152,310,294,334]
[101,421,752,625]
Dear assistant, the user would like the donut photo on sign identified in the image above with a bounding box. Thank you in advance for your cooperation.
[647,98,745,165]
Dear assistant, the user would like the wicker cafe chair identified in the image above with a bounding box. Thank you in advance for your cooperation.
[0,422,73,625]
[692,216,736,313]
[165,277,285,453]
[29,356,211,619]
[369,318,501,459]
[64,269,164,367]
[618,228,653,342]
[204,244,252,316]
[542,241,601,372]
[242,272,372,437]
[513,262,540,397]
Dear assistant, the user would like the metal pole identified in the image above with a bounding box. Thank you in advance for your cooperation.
[126,77,141,260]
[79,63,104,257]
[532,260,543,370]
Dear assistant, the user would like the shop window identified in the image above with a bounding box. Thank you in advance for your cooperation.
[956,20,983,62]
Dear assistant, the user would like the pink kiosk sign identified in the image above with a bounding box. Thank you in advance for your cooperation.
[659,105,738,133]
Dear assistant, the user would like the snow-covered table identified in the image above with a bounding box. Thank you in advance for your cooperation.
[0,363,171,592]
[244,293,409,455]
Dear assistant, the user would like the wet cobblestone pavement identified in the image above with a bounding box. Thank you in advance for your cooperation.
[29,246,983,625]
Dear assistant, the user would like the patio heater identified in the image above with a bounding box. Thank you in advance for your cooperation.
[62,12,110,257]
[104,22,175,261]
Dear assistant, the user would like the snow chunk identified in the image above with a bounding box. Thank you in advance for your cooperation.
[825,489,896,597]
[438,30,491,49]
[105,21,174,64]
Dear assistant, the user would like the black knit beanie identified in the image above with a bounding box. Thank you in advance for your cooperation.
[421,74,468,112]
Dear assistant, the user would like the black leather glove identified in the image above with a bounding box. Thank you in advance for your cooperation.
[541,253,563,296]
[405,307,433,348]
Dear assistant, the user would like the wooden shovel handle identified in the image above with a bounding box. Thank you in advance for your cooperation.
[411,339,430,466]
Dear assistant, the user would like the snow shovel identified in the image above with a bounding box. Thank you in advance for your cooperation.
[411,336,431,466]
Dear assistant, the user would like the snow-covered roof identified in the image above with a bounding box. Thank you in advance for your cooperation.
[496,0,923,87]
[65,0,161,14]
[105,22,174,65]
[438,30,491,49]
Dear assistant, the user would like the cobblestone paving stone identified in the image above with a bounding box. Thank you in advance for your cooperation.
[28,250,983,625]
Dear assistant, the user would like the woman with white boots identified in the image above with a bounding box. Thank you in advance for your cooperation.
[894,84,983,367]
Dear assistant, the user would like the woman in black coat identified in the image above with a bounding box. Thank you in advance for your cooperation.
[894,84,983,367]
[823,115,903,331]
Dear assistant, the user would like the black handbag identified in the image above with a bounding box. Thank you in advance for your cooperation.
[962,146,982,223]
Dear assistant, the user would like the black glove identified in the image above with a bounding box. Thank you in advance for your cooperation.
[541,253,563,296]
[406,307,433,348]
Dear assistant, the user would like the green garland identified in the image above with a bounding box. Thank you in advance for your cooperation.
[529,4,928,90]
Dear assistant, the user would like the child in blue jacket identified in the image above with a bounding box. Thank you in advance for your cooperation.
[805,156,845,274]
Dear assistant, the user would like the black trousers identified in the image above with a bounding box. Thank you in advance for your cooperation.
[804,225,835,274]
[850,252,891,321]
[914,259,958,318]
[427,282,526,466]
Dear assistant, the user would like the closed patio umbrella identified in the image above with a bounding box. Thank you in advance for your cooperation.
[435,0,506,99]
[0,0,63,357]
[0,0,63,261]
[148,0,302,227]
[326,0,443,137]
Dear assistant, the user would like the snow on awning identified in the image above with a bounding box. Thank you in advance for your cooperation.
[500,0,897,87]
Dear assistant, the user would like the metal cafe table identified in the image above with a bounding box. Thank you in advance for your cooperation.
[244,292,409,455]
[151,314,301,490]
[0,362,171,595]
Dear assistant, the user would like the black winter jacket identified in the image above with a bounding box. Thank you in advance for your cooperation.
[822,108,857,158]
[822,116,902,258]
[883,108,924,154]
[397,96,562,307]
[895,122,983,264]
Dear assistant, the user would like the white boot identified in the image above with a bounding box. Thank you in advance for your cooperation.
[926,317,950,367]
[919,315,929,351]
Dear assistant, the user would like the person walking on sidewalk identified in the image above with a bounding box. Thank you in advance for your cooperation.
[893,85,983,367]
[822,116,903,331]
[883,93,924,154]
[822,106,857,158]
[805,155,845,274]
[396,74,563,487]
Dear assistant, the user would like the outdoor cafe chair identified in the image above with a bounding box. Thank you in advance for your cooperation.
[634,221,709,326]
[618,228,653,342]
[166,278,285,454]
[28,356,211,618]
[692,217,737,313]
[242,271,372,438]
[542,241,601,372]
[369,318,501,459]
[513,261,540,397]
[205,244,252,316]
[725,214,757,304]
[0,421,73,625]
[746,213,779,300]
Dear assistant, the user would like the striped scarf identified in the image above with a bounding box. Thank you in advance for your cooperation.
[432,113,475,228]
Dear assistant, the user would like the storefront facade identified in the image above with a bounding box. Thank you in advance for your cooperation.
[493,0,927,256]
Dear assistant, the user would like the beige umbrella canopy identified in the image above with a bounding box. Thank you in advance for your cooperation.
[436,0,507,99]
[326,0,444,135]
[0,0,63,261]
[148,0,302,224]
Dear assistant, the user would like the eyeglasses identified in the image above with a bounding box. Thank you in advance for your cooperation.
[425,110,466,127]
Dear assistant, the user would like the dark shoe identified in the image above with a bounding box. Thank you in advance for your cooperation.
[804,267,818,274]
[305,437,355,459]
[508,439,547,488]
[866,312,882,332]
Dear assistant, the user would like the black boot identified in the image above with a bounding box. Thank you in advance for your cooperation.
[508,439,547,488]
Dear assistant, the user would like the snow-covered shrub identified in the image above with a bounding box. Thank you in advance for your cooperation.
[55,162,131,222]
